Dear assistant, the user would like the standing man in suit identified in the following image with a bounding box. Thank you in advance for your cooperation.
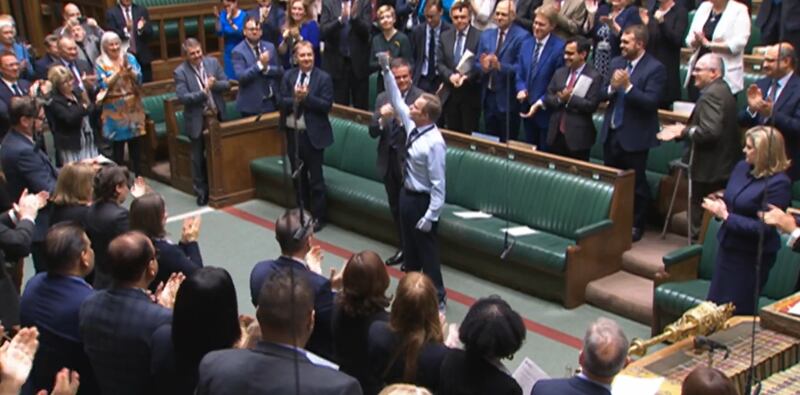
[66,20,102,70]
[476,0,528,142]
[80,231,181,395]
[201,265,361,395]
[55,3,104,40]
[105,0,154,82]
[280,41,334,230]
[370,58,423,267]
[380,55,448,309]
[249,209,341,360]
[248,0,286,46]
[320,0,373,110]
[757,0,800,53]
[600,25,665,242]
[56,36,97,100]
[34,35,61,81]
[516,5,565,149]
[436,1,481,134]
[0,52,34,139]
[658,54,739,239]
[0,18,33,80]
[740,43,800,180]
[232,17,282,117]
[410,0,452,93]
[0,97,57,272]
[174,38,230,207]
[532,318,629,395]
[542,37,602,161]
[543,0,586,39]
[642,0,688,108]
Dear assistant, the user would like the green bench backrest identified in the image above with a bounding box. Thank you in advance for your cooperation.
[151,17,216,40]
[172,100,240,137]
[447,149,614,239]
[337,123,380,181]
[792,181,800,207]
[698,218,722,280]
[647,140,684,175]
[143,93,176,124]
[324,117,355,168]
[137,0,208,7]
[590,113,605,162]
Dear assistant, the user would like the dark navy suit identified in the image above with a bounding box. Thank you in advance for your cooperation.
[279,67,334,222]
[105,3,154,81]
[708,160,792,315]
[0,79,31,138]
[248,5,286,46]
[249,256,334,359]
[515,33,565,148]
[739,73,800,180]
[150,239,203,292]
[79,287,172,395]
[231,39,282,116]
[531,376,611,395]
[600,53,666,231]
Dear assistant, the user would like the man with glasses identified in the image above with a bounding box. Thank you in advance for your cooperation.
[658,53,739,240]
[740,43,800,179]
[232,17,282,117]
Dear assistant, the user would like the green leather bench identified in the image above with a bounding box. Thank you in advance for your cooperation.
[652,217,800,333]
[143,93,176,139]
[251,116,621,307]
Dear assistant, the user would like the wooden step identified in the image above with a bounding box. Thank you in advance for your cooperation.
[586,271,654,325]
[622,231,687,280]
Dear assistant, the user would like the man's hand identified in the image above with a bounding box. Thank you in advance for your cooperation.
[479,53,492,72]
[557,87,573,102]
[762,204,798,234]
[516,90,528,102]
[639,8,649,25]
[130,176,147,198]
[454,74,467,88]
[180,216,201,243]
[0,327,39,391]
[154,272,186,309]
[258,50,270,68]
[14,189,42,221]
[81,72,98,87]
[449,73,462,86]
[305,245,323,275]
[294,85,309,101]
[37,368,80,395]
[416,218,433,232]
[656,123,685,141]
[520,102,542,118]
[137,17,146,31]
[379,103,395,122]
[747,84,764,110]
[757,99,774,118]
[205,76,216,93]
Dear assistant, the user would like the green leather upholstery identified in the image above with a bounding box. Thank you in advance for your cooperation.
[251,116,617,303]
[143,93,176,138]
[171,99,242,143]
[655,218,800,322]
[151,17,216,42]
[792,181,800,208]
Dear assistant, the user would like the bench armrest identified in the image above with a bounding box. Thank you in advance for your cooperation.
[662,245,703,267]
[574,219,613,239]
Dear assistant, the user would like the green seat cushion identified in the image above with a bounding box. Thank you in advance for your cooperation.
[762,237,800,300]
[154,122,167,138]
[325,167,391,219]
[337,123,380,182]
[143,93,175,124]
[324,117,354,168]
[224,101,241,121]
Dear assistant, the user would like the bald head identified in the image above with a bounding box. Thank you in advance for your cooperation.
[692,53,723,89]
[764,43,796,79]
[63,3,82,22]
[580,318,629,382]
[494,0,515,29]
[108,231,157,285]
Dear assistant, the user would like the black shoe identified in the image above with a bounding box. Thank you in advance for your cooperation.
[632,227,644,242]
[313,221,326,233]
[385,250,404,266]
[196,194,208,206]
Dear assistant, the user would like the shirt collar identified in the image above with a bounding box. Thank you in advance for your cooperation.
[458,26,470,36]
[281,255,309,269]
[577,373,613,392]
[2,77,18,88]
[776,71,793,90]
[571,63,586,76]
[537,33,550,47]
[629,51,645,70]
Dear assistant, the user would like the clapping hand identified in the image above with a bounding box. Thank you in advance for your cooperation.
[516,90,528,102]
[376,51,391,71]
[14,189,47,221]
[0,327,39,392]
[137,17,146,31]
[479,53,493,72]
[36,368,80,395]
[557,86,573,102]
[329,258,348,291]
[379,103,395,122]
[656,123,685,141]
[205,76,216,93]
[130,176,147,198]
[180,216,202,243]
[258,50,271,67]
[761,204,797,234]
[294,84,309,101]
[702,197,729,221]
[584,0,598,14]
[305,244,323,275]
[747,84,764,109]
[639,8,649,25]
[692,31,709,48]
[154,272,186,309]
[520,102,542,118]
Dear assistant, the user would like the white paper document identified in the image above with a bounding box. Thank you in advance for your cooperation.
[611,375,664,395]
[501,226,538,237]
[454,211,493,219]
[456,50,475,74]
[788,301,800,316]
[571,75,593,98]
[512,357,550,394]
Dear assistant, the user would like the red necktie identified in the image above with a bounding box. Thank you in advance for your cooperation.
[559,69,579,133]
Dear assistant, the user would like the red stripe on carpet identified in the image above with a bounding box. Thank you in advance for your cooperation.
[223,206,583,349]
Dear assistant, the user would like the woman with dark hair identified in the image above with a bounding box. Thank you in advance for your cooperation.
[130,192,203,290]
[438,296,526,395]
[49,162,95,227]
[368,272,449,393]
[152,267,242,395]
[332,250,391,395]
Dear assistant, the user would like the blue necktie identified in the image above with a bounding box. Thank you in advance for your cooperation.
[611,61,633,129]
[531,41,543,76]
[454,32,465,62]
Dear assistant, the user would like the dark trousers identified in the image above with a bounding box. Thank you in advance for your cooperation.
[417,74,440,94]
[332,58,368,110]
[522,118,549,149]
[112,138,141,176]
[399,189,445,303]
[443,94,480,134]
[484,92,520,142]
[31,241,46,273]
[690,179,727,238]
[550,132,590,161]
[287,129,327,222]
[190,135,209,199]
[604,133,650,230]
[140,62,152,83]
[383,150,404,247]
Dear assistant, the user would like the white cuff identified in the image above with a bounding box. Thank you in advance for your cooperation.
[788,228,800,247]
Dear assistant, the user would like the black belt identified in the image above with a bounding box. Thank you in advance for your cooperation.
[403,188,429,196]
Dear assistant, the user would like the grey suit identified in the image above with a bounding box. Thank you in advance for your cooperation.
[196,341,363,395]
[543,0,586,38]
[369,86,423,246]
[436,25,482,134]
[682,78,740,236]
[543,64,602,159]
[174,57,230,199]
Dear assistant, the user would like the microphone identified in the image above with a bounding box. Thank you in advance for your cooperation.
[694,336,730,358]
[500,237,515,260]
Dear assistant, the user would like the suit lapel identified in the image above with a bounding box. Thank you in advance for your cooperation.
[774,73,799,113]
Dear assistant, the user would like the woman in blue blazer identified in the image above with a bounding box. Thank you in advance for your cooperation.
[130,192,204,291]
[703,126,792,315]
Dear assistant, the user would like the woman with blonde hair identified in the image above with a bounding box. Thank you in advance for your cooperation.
[49,162,95,227]
[277,0,320,68]
[379,384,433,395]
[369,4,412,91]
[702,126,792,315]
[368,272,449,393]
[45,65,98,163]
[95,31,146,175]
